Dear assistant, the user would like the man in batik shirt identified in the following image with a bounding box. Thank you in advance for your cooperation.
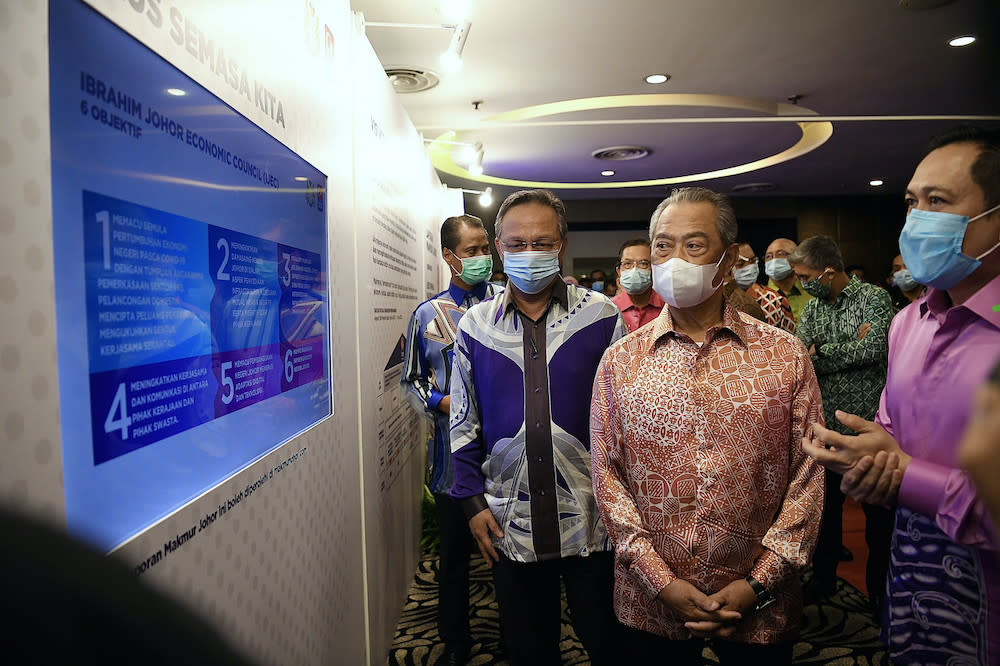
[789,236,894,612]
[591,186,825,666]
[731,242,796,333]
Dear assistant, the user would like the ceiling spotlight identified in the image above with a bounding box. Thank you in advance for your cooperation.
[166,88,186,96]
[479,187,493,206]
[869,179,884,187]
[440,20,471,72]
[294,176,309,182]
[644,74,670,85]
[456,142,477,165]
[601,170,615,177]
[949,35,976,47]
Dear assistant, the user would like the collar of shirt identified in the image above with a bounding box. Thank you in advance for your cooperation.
[832,274,862,305]
[611,289,664,311]
[499,275,569,321]
[447,279,489,306]
[768,278,803,296]
[650,299,750,350]
[920,270,1000,329]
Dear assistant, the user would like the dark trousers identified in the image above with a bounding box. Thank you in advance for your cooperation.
[492,551,621,666]
[862,502,893,618]
[434,493,472,647]
[624,626,793,665]
[812,468,846,589]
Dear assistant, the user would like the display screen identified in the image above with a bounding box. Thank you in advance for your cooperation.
[50,1,331,550]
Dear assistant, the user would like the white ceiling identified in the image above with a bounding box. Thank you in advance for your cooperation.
[351,0,1000,201]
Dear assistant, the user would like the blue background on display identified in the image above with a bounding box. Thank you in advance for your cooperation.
[50,1,331,550]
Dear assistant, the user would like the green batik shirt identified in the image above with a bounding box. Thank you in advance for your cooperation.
[795,276,893,435]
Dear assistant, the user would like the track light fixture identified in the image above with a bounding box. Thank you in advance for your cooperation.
[440,21,472,72]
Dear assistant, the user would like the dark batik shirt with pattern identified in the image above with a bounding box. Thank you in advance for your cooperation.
[795,276,893,435]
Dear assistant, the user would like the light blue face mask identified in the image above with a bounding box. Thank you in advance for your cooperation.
[892,268,918,292]
[591,280,605,293]
[620,267,652,295]
[502,246,561,294]
[732,263,760,289]
[899,203,1000,290]
[764,258,793,281]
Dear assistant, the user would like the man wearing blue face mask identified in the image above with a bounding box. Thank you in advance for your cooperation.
[802,126,1000,664]
[764,238,812,321]
[450,189,627,665]
[887,253,924,311]
[401,214,502,666]
[611,238,664,332]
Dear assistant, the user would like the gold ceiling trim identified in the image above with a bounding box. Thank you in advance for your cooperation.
[427,93,834,189]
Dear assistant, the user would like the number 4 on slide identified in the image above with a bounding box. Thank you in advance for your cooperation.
[104,382,132,439]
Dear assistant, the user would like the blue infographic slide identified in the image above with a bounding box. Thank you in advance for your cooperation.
[49,1,331,550]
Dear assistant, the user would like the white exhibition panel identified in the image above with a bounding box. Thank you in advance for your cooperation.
[0,1,456,664]
[351,26,461,659]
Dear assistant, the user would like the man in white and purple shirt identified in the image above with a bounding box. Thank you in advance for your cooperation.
[803,125,1000,664]
[450,189,626,665]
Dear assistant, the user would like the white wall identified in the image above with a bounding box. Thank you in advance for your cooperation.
[0,1,452,663]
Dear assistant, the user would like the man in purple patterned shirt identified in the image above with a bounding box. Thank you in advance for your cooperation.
[803,126,1000,664]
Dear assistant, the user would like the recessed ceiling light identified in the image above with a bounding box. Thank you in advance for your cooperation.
[869,179,884,187]
[644,74,670,85]
[166,88,186,96]
[601,170,615,177]
[294,176,309,182]
[949,35,976,47]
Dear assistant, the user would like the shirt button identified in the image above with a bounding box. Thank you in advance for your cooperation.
[534,387,541,393]
[537,456,544,463]
[539,489,546,496]
[536,422,542,428]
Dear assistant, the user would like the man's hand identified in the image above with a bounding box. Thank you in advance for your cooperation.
[468,509,503,567]
[684,578,757,638]
[656,579,742,637]
[839,450,903,505]
[856,322,871,340]
[801,410,907,475]
[437,395,451,414]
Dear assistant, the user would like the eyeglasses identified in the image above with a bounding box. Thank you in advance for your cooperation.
[618,260,651,270]
[498,239,561,252]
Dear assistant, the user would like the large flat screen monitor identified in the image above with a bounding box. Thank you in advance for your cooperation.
[49,1,332,551]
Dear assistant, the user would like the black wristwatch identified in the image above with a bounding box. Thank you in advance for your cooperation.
[745,575,776,611]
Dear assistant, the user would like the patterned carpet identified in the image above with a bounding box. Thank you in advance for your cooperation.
[389,554,888,665]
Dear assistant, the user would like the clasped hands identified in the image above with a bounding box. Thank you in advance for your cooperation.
[801,409,910,505]
[657,578,756,638]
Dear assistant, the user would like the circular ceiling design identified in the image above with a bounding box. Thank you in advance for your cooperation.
[427,93,834,189]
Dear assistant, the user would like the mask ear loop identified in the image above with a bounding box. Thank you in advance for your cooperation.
[444,248,462,278]
[969,203,1000,261]
[711,246,733,289]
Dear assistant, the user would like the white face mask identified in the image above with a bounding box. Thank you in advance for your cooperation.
[652,251,726,308]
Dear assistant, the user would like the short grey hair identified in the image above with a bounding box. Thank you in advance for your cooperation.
[495,189,568,240]
[648,187,738,246]
[787,235,845,272]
